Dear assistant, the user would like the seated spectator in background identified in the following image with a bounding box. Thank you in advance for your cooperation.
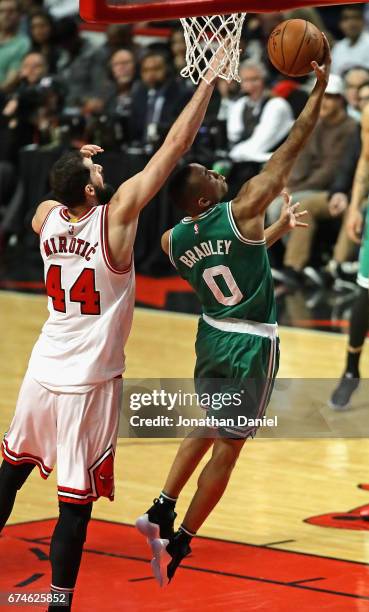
[268,75,357,224]
[130,50,190,150]
[2,51,63,159]
[331,6,369,75]
[55,17,100,111]
[271,75,359,287]
[191,79,241,164]
[357,80,369,110]
[18,0,42,32]
[90,24,136,102]
[0,0,30,93]
[104,48,136,113]
[281,125,360,287]
[343,66,369,121]
[88,48,137,150]
[29,9,60,74]
[226,59,294,193]
[272,79,309,119]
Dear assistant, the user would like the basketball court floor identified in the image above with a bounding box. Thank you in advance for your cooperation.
[1,289,369,610]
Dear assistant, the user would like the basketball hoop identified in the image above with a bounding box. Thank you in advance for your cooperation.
[80,1,366,26]
[180,13,247,85]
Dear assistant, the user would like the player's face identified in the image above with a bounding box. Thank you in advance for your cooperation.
[85,158,104,190]
[83,157,115,206]
[190,164,228,208]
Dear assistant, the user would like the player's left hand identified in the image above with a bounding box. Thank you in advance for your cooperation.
[80,144,104,158]
[279,190,308,231]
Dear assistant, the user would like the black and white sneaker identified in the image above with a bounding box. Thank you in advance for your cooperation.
[136,498,176,548]
[150,531,192,587]
[329,374,360,411]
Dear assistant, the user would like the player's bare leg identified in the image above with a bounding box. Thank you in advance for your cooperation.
[163,432,215,498]
[180,436,245,533]
[150,436,246,586]
[136,430,214,546]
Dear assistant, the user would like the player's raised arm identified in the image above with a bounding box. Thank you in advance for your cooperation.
[346,104,369,244]
[233,34,331,222]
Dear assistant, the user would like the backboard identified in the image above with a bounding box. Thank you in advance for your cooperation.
[80,0,365,24]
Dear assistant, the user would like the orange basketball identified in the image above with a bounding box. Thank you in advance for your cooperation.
[267,19,324,77]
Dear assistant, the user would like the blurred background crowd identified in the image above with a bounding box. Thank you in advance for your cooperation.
[0,0,368,289]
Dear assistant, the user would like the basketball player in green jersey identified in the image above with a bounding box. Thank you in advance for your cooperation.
[137,36,331,586]
[330,93,369,409]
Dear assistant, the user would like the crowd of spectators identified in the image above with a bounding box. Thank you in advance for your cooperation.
[0,0,368,283]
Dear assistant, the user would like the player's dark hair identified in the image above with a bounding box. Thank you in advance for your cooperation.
[50,151,90,206]
[168,165,194,212]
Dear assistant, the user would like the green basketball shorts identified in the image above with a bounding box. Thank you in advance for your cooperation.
[358,210,369,290]
[194,315,280,439]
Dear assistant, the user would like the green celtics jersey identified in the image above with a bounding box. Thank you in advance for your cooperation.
[170,202,276,324]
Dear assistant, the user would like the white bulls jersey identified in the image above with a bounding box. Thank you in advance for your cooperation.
[27,204,135,392]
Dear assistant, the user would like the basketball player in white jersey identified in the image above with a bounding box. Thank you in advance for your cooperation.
[0,59,219,610]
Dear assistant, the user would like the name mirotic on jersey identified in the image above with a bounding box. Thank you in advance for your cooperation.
[43,236,99,261]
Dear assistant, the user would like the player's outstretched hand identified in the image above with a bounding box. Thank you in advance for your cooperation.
[311,33,331,88]
[80,144,104,159]
[279,190,308,232]
[346,206,363,244]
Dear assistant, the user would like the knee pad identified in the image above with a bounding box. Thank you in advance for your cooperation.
[56,501,92,545]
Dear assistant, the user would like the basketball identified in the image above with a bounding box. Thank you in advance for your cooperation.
[267,19,325,77]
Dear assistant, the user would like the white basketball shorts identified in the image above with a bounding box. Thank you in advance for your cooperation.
[2,374,122,504]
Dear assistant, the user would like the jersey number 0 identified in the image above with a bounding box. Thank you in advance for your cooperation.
[46,265,101,315]
[203,265,243,306]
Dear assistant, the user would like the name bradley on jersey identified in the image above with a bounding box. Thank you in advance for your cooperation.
[43,236,98,261]
[179,239,232,269]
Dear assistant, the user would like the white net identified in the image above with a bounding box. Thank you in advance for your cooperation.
[180,13,247,85]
